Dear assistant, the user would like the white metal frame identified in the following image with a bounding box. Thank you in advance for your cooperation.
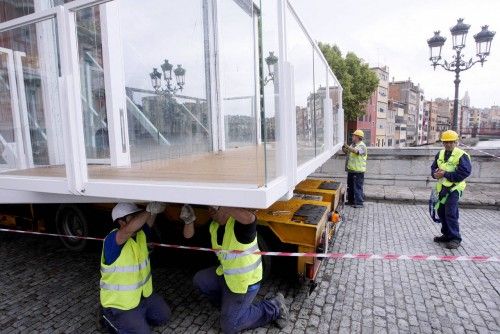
[0,0,344,208]
[0,47,27,170]
[12,51,34,168]
[99,2,131,167]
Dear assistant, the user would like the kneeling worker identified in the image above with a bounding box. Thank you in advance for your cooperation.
[100,202,170,333]
[187,206,289,333]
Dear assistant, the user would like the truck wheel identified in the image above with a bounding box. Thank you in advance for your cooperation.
[55,204,89,251]
[257,234,272,281]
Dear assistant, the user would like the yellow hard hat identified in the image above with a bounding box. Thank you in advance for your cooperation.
[440,130,459,142]
[353,129,364,138]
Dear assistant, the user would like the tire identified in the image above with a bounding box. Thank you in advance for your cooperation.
[55,204,89,251]
[257,234,272,281]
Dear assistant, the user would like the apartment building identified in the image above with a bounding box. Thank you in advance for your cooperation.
[371,66,389,147]
[389,79,421,146]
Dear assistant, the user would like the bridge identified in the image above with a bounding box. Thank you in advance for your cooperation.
[460,127,500,138]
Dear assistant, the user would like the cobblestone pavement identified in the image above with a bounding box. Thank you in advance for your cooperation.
[0,203,499,333]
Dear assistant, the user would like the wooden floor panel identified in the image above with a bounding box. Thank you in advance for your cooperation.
[2,146,278,186]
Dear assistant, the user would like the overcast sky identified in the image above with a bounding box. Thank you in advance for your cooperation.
[289,0,500,108]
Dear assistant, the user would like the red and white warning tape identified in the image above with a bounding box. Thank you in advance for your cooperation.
[1,228,499,263]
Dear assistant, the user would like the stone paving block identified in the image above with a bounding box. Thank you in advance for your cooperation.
[1,203,499,333]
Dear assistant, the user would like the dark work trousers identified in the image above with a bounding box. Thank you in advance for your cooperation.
[193,266,280,334]
[437,189,461,242]
[347,172,365,205]
[102,293,171,334]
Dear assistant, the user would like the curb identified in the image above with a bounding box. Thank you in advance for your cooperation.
[365,196,500,210]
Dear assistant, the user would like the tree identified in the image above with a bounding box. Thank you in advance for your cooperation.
[319,43,379,122]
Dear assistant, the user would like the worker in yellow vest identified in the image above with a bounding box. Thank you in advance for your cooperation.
[190,207,289,333]
[100,202,171,333]
[431,130,471,249]
[342,129,368,208]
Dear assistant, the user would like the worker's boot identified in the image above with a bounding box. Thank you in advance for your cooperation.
[433,235,450,243]
[445,240,461,249]
[273,292,289,329]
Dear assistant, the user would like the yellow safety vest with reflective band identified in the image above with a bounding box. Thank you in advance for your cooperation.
[347,141,368,172]
[434,147,470,210]
[210,217,262,294]
[100,229,153,310]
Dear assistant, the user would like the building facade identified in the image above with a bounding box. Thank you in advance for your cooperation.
[389,79,420,146]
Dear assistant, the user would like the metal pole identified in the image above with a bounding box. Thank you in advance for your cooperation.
[452,49,461,131]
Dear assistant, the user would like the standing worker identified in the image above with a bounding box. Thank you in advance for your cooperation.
[188,206,289,333]
[342,129,368,208]
[100,202,171,333]
[431,130,471,249]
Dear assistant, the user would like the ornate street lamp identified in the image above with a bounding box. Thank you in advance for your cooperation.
[150,59,186,94]
[427,18,495,131]
[264,51,278,85]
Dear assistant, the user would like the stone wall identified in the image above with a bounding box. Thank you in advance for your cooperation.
[313,147,500,187]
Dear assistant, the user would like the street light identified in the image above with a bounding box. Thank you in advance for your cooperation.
[150,59,186,94]
[264,51,278,85]
[427,18,495,131]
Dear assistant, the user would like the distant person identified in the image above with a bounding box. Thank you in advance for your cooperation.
[187,206,289,333]
[431,130,471,249]
[342,129,368,208]
[100,202,170,333]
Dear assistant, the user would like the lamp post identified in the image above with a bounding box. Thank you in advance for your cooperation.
[427,19,495,131]
[150,59,186,94]
[264,51,278,85]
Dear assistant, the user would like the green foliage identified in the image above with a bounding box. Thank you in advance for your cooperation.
[319,43,379,121]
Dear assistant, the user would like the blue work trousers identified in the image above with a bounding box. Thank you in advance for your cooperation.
[193,266,280,334]
[437,189,462,242]
[347,172,364,205]
[102,293,171,334]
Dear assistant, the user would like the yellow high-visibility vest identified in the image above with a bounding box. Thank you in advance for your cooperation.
[347,141,368,172]
[435,147,470,194]
[210,217,262,294]
[100,230,153,310]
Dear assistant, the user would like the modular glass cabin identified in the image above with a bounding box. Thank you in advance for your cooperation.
[0,0,343,208]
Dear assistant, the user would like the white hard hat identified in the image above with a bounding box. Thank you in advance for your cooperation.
[112,202,142,222]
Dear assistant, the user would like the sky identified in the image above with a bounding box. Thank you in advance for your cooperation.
[289,0,500,108]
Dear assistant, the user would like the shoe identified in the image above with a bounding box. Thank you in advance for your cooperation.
[353,204,363,208]
[433,235,450,243]
[273,292,289,329]
[445,240,461,249]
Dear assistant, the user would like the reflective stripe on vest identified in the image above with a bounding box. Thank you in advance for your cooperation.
[224,257,262,275]
[210,218,262,294]
[100,272,152,291]
[222,244,259,260]
[100,230,153,310]
[100,258,150,273]
[347,141,367,172]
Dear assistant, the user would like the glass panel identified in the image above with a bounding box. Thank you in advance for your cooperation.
[286,8,315,166]
[313,49,327,156]
[260,0,281,183]
[0,1,35,23]
[218,0,257,149]
[0,17,66,177]
[120,0,211,162]
[76,6,109,160]
[328,72,341,146]
[0,52,16,168]
[75,1,264,186]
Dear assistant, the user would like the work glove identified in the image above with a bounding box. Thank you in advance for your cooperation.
[180,204,196,224]
[146,202,166,215]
